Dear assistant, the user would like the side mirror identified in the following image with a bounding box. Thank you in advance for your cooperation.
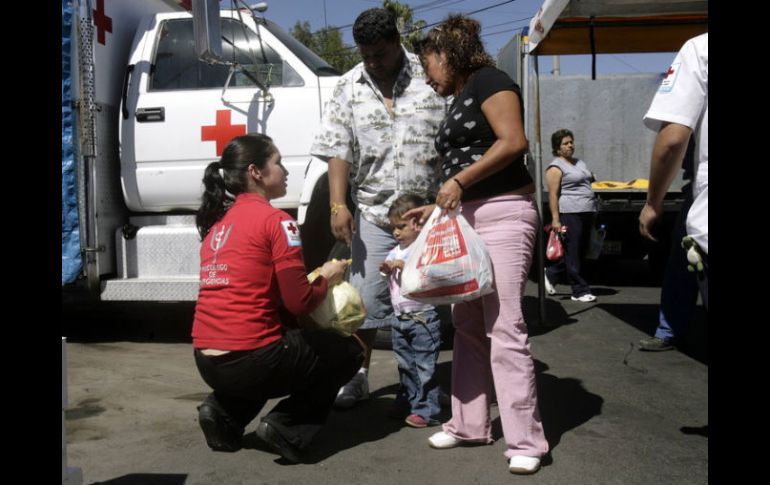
[192,0,222,64]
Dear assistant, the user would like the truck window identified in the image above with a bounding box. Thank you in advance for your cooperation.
[263,19,340,77]
[151,18,304,91]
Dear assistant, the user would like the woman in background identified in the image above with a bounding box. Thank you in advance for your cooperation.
[544,129,598,302]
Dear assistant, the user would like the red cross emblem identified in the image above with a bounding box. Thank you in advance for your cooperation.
[286,222,299,235]
[663,66,675,79]
[201,110,247,156]
[92,0,113,45]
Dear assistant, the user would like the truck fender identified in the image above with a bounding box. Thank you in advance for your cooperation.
[297,156,329,225]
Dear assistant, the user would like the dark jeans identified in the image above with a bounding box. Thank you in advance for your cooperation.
[391,309,442,423]
[194,327,364,449]
[546,212,594,297]
[656,194,700,342]
[695,252,708,312]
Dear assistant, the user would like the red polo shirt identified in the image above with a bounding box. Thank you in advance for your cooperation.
[192,193,316,350]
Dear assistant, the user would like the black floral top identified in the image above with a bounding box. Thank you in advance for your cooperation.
[435,66,533,202]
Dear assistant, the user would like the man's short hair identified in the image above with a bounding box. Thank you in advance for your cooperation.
[353,8,399,45]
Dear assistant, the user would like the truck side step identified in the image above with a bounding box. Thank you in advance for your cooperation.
[103,215,201,301]
[101,278,199,301]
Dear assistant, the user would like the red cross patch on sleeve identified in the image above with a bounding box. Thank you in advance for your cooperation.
[659,62,680,93]
[281,220,302,247]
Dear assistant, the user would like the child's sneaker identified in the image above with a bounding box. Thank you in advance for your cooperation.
[405,414,429,428]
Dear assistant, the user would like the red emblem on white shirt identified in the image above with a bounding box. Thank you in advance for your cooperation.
[281,221,302,247]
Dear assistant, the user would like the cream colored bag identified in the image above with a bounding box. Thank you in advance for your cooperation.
[307,262,366,336]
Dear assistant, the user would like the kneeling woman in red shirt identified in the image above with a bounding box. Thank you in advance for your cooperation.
[192,133,364,463]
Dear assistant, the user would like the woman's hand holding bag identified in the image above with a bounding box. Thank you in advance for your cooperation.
[544,224,567,262]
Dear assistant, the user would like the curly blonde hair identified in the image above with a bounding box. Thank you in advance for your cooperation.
[418,14,494,78]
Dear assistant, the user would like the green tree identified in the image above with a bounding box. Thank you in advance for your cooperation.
[290,21,360,73]
[383,0,426,53]
[290,21,316,50]
[289,1,428,72]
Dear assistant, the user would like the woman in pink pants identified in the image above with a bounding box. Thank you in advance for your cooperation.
[407,14,549,474]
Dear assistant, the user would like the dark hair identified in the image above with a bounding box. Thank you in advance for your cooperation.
[196,133,276,239]
[417,14,494,79]
[551,129,574,156]
[353,8,399,45]
[388,193,428,220]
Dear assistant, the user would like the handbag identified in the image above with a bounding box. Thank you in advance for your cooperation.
[544,224,567,262]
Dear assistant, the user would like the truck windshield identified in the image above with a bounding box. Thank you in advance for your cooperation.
[262,19,341,77]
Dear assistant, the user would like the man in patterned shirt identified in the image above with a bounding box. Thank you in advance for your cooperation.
[311,8,445,409]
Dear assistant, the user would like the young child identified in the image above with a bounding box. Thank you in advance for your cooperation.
[379,194,442,428]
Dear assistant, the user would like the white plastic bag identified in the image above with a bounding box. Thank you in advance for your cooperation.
[307,267,367,336]
[400,207,494,305]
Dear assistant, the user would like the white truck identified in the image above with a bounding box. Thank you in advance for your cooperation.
[63,0,341,301]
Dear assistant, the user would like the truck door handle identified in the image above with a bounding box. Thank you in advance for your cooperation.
[136,107,165,122]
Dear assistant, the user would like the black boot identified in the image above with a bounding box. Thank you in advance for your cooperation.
[197,395,244,452]
[255,420,302,463]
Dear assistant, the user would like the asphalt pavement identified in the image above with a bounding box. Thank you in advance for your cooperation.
[62,260,708,484]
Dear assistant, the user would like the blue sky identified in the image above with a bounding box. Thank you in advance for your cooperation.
[222,0,678,76]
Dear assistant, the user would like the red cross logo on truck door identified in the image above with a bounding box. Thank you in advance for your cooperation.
[92,0,113,45]
[663,66,675,80]
[201,110,247,156]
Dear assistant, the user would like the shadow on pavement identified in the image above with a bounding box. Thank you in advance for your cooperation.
[523,296,578,336]
[599,303,708,365]
[534,360,604,452]
[62,300,195,343]
[528,259,662,289]
[680,425,708,437]
[92,474,187,484]
[288,362,456,464]
[298,396,410,464]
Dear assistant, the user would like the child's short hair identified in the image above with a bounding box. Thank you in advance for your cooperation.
[388,193,428,219]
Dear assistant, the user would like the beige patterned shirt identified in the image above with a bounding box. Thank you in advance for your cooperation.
[311,48,446,227]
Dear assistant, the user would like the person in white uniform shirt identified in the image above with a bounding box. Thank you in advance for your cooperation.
[639,33,708,309]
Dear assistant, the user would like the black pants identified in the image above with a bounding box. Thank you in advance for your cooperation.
[695,252,708,312]
[194,327,364,449]
[546,212,594,297]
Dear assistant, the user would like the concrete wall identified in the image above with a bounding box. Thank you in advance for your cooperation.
[528,73,684,190]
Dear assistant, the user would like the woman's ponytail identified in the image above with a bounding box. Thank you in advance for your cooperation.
[195,133,276,240]
[196,160,230,239]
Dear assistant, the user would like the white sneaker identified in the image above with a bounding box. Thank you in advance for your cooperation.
[508,455,541,474]
[333,372,369,409]
[571,294,597,302]
[543,271,556,295]
[428,431,461,449]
